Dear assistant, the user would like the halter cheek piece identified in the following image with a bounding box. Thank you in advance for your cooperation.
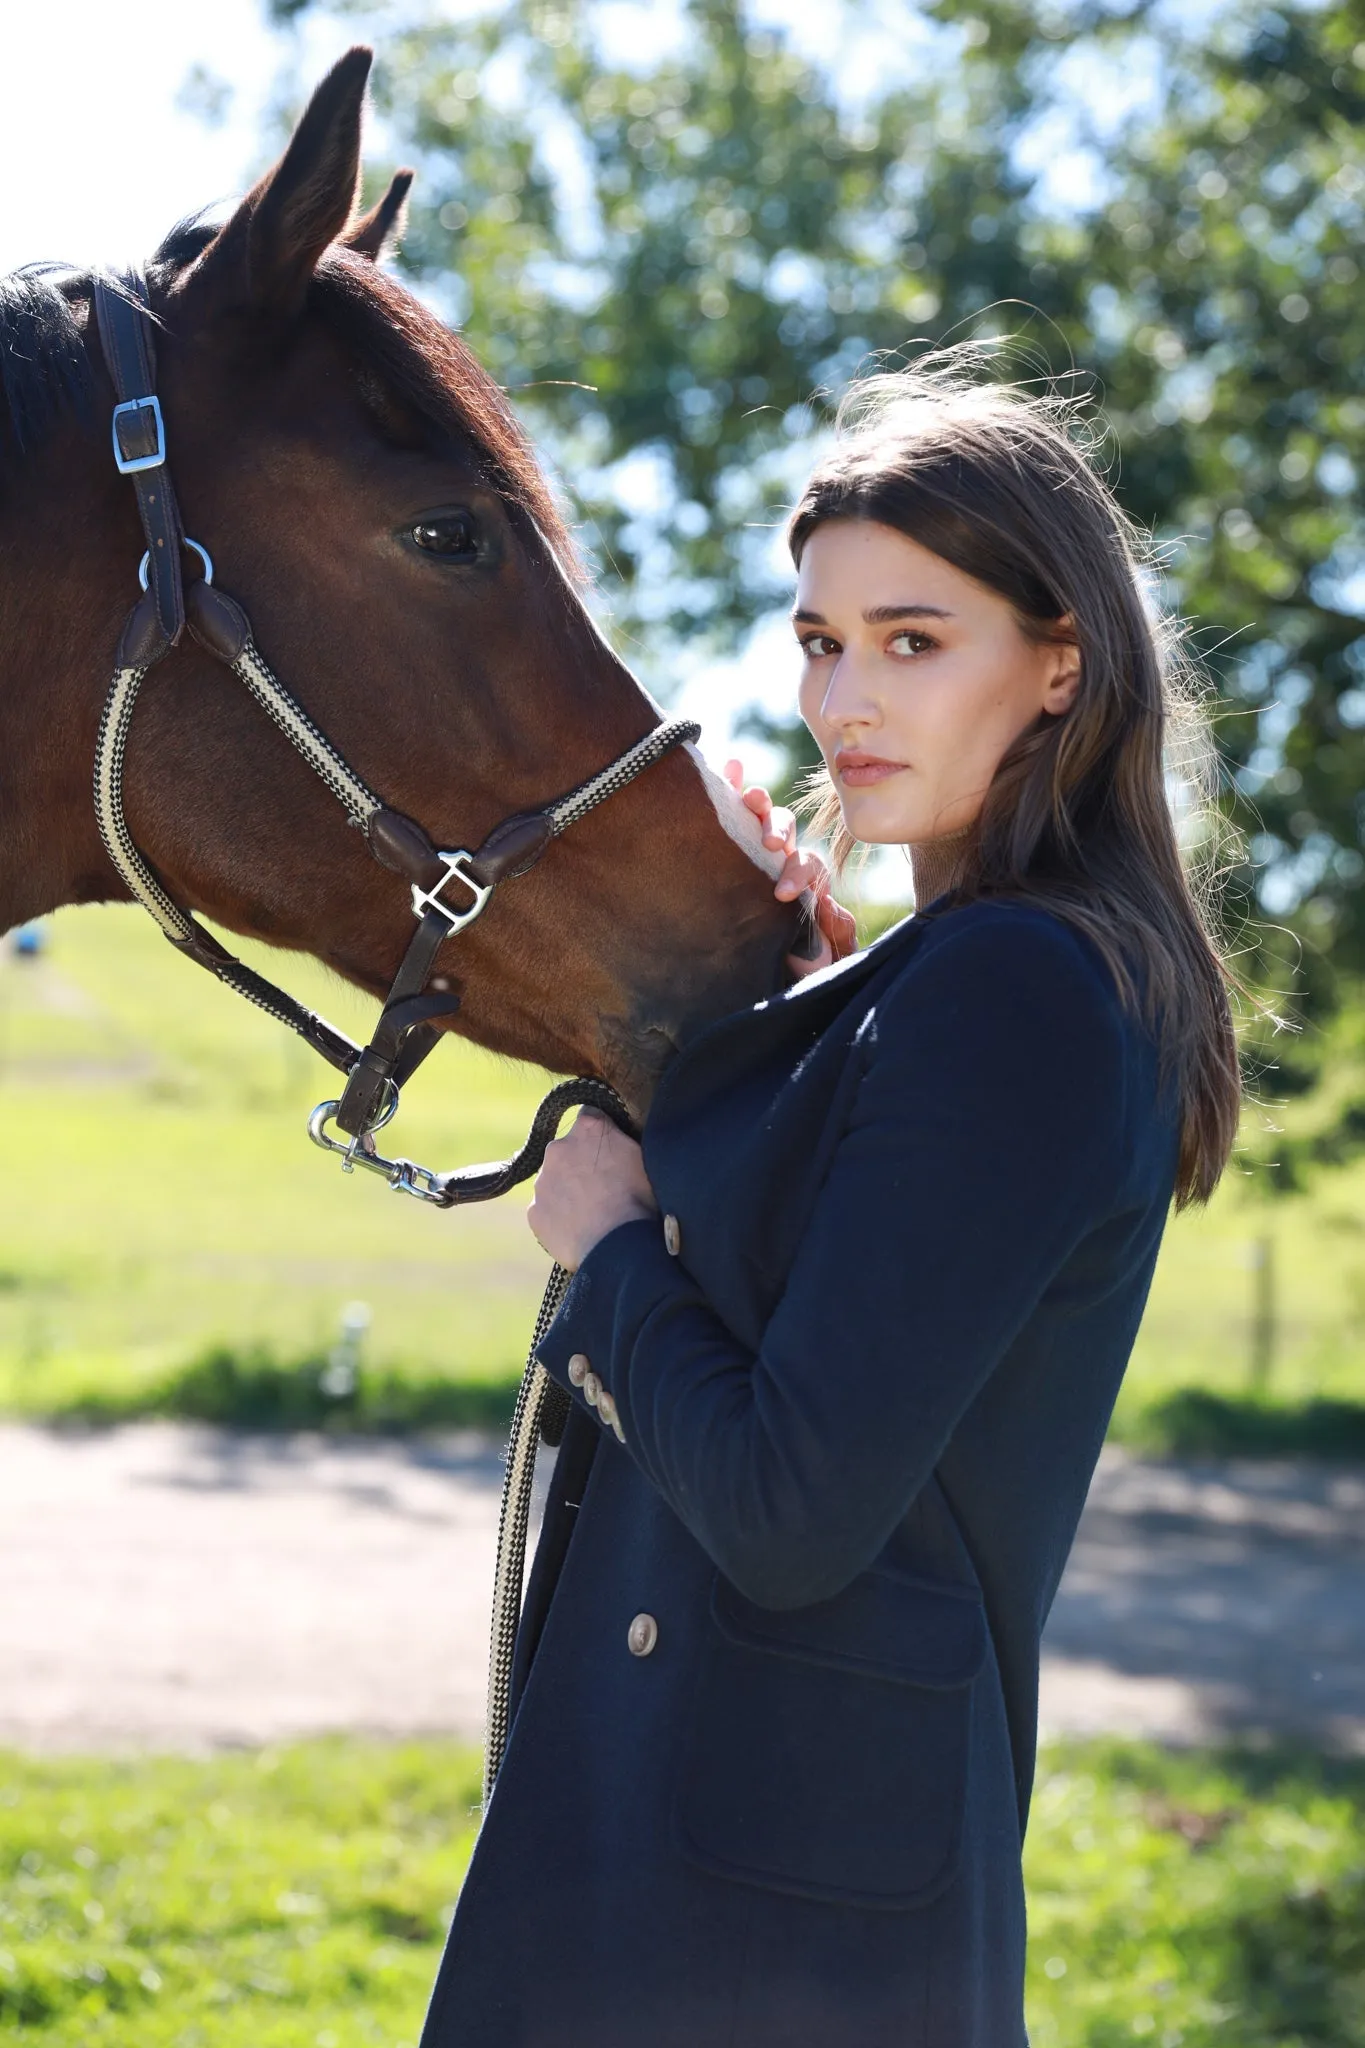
[93,269,699,1795]
[92,270,697,1193]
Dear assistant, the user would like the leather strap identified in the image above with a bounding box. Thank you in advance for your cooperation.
[93,271,187,649]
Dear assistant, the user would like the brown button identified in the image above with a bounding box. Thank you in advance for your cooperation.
[663,1214,681,1257]
[567,1353,589,1387]
[582,1371,602,1407]
[596,1389,618,1428]
[627,1612,658,1657]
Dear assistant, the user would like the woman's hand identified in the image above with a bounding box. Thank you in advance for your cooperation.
[527,1109,659,1272]
[722,759,858,978]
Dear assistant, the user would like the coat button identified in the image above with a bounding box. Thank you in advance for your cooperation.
[582,1371,602,1407]
[567,1353,589,1387]
[663,1214,681,1257]
[597,1389,618,1428]
[627,1613,658,1657]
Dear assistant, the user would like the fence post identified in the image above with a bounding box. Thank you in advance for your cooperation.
[1249,1234,1275,1395]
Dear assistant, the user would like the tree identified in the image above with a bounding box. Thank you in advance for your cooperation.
[267,0,1364,1033]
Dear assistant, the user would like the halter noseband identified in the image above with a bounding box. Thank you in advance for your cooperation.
[91,269,699,1203]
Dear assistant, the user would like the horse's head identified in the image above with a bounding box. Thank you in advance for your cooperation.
[0,48,803,1116]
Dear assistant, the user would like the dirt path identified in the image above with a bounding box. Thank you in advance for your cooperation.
[1,1425,1362,1753]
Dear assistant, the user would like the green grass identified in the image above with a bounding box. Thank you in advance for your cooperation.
[0,907,551,1419]
[1,1736,1362,2044]
[1025,1742,1365,2046]
[2,903,1364,1438]
[0,1740,480,2047]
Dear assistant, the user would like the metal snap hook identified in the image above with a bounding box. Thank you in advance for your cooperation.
[138,537,214,591]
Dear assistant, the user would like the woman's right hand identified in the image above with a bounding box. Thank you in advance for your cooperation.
[723,760,857,979]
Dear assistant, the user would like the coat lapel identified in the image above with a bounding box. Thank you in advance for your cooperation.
[640,908,942,1347]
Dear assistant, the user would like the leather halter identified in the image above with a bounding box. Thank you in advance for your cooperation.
[92,269,710,1805]
[90,269,699,1201]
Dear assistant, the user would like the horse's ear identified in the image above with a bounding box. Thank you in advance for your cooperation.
[343,169,414,262]
[180,46,372,322]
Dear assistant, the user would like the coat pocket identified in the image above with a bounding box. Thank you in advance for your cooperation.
[674,1567,988,1910]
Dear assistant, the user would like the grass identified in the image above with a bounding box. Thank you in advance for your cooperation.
[1,1735,1362,2045]
[0,1739,480,2047]
[0,907,551,1419]
[2,903,1365,1442]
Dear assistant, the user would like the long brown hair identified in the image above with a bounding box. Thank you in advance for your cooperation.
[788,350,1241,1210]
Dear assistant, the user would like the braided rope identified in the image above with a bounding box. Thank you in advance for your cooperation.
[547,716,700,836]
[482,1269,571,1806]
[94,664,198,941]
[95,659,360,1071]
[231,639,381,826]
[447,1075,634,1804]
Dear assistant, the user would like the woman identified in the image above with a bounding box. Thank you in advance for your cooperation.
[420,360,1241,2047]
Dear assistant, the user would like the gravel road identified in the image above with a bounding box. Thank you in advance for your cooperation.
[1,1424,1361,1754]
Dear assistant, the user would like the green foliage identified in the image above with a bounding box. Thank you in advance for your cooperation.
[1119,1388,1365,1460]
[0,1739,478,2045]
[2,1736,1363,2042]
[265,0,1365,1121]
[49,1343,519,1435]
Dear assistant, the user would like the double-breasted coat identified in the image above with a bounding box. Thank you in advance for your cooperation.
[420,895,1181,2047]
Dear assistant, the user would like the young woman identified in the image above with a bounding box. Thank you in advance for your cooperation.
[420,361,1241,2047]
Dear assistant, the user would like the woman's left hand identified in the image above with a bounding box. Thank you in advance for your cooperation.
[527,1109,659,1271]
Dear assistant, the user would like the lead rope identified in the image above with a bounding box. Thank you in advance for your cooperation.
[483,1265,571,1805]
[473,1072,635,1806]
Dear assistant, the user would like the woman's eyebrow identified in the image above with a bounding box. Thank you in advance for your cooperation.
[863,603,954,623]
[790,604,955,625]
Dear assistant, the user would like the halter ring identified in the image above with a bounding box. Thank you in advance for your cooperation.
[137,537,214,591]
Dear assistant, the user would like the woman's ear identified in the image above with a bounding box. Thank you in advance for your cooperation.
[1041,617,1082,717]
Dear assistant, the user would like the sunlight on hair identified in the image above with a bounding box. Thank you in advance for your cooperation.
[787,336,1250,1209]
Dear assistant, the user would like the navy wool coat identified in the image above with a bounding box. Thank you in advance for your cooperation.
[421,897,1181,2048]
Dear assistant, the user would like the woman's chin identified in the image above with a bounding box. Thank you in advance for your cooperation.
[837,795,926,845]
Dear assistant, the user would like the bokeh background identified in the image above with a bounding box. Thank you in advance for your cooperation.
[2,2,1365,2043]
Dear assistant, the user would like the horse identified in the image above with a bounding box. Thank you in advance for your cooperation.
[0,46,803,1131]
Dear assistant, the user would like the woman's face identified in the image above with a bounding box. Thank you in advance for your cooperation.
[794,518,1081,846]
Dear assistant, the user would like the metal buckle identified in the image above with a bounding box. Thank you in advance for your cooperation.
[307,1099,448,1205]
[411,850,493,933]
[111,395,166,474]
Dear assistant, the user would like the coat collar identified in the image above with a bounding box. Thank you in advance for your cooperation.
[647,898,948,1132]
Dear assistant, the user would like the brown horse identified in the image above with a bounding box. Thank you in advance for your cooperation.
[0,48,801,1120]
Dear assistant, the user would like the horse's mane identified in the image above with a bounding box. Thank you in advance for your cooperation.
[0,268,91,462]
[0,219,576,572]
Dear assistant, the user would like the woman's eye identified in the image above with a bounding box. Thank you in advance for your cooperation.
[888,630,936,657]
[799,634,839,660]
[411,513,478,559]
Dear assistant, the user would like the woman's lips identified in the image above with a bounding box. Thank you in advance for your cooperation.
[834,752,910,788]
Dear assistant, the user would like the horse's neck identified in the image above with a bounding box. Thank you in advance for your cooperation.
[0,469,127,932]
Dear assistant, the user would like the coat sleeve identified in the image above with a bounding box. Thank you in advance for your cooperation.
[535,911,1132,1610]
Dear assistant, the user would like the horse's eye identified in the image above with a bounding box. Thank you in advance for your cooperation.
[411,512,478,559]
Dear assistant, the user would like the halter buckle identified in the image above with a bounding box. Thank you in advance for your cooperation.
[411,850,492,933]
[111,395,166,474]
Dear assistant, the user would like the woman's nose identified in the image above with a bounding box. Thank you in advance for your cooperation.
[821,654,882,732]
